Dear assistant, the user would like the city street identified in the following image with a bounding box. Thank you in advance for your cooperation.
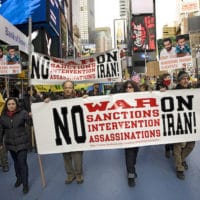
[0,141,200,200]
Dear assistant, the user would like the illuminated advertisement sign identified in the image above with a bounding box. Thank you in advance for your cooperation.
[48,0,60,36]
[0,0,46,24]
[0,0,60,36]
[131,15,156,52]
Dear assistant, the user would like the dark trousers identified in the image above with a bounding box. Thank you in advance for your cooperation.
[125,147,139,174]
[165,144,173,151]
[0,145,8,167]
[10,150,28,186]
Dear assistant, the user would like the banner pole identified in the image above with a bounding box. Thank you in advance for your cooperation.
[37,154,46,188]
[28,16,46,187]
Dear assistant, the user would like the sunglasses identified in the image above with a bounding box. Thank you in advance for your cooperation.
[126,86,133,89]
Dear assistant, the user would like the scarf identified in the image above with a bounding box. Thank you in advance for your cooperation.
[6,111,16,117]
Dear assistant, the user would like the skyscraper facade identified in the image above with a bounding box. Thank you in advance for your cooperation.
[80,0,95,44]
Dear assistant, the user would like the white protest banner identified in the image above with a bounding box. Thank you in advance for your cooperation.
[32,89,200,155]
[30,49,122,85]
[159,55,193,71]
[0,63,21,74]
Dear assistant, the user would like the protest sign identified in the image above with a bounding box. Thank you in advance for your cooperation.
[0,45,21,75]
[32,89,200,155]
[30,49,122,85]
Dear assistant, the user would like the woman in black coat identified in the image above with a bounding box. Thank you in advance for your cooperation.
[0,97,32,194]
[122,80,140,187]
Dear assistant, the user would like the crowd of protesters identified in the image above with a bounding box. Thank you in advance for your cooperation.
[0,69,199,195]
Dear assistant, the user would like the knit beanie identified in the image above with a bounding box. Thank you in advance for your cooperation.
[177,71,189,82]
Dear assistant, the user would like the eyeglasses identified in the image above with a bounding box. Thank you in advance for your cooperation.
[126,86,133,89]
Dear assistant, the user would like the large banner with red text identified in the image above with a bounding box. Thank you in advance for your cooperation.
[31,89,200,155]
[30,49,122,85]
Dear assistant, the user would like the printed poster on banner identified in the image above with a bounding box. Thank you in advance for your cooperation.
[0,45,21,75]
[157,34,193,71]
[30,49,122,85]
[31,89,200,155]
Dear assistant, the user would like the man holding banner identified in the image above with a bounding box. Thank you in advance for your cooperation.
[174,71,195,180]
[45,81,84,184]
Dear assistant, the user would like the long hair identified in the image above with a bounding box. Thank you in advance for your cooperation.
[2,97,20,115]
[122,80,140,92]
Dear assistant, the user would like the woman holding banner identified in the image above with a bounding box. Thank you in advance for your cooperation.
[0,97,32,194]
[122,80,140,187]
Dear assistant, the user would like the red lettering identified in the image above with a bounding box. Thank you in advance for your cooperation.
[84,101,109,112]
[134,98,158,108]
[81,58,95,64]
[108,100,133,110]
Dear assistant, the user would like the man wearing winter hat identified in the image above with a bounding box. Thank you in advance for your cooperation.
[176,71,190,89]
[173,70,195,180]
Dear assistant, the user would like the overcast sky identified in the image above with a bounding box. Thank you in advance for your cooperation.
[95,0,177,39]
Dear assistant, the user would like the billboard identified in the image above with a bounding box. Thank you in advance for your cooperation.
[131,0,154,14]
[48,0,60,36]
[157,34,193,72]
[114,19,127,49]
[0,16,29,53]
[131,15,156,52]
[0,0,60,36]
[180,0,199,13]
[0,45,21,75]
[0,0,46,24]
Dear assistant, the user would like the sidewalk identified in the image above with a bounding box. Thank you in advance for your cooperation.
[0,142,200,200]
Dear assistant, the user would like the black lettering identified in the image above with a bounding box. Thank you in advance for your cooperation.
[71,105,86,143]
[176,95,193,111]
[53,107,71,145]
[161,97,174,112]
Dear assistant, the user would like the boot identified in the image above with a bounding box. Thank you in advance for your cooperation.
[128,172,137,187]
[14,179,22,187]
[23,185,29,194]
[176,171,185,180]
[65,174,75,184]
[76,174,84,184]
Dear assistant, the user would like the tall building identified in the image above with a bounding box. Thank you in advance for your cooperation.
[72,0,81,57]
[119,0,129,17]
[95,27,112,53]
[79,0,95,44]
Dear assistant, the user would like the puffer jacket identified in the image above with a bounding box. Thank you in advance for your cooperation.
[0,108,31,152]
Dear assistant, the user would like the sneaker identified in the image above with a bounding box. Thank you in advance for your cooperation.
[165,150,170,158]
[128,178,136,187]
[2,165,9,172]
[65,175,75,184]
[176,171,185,180]
[182,161,188,170]
[14,179,22,187]
[128,172,137,187]
[23,185,29,194]
[76,174,84,184]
